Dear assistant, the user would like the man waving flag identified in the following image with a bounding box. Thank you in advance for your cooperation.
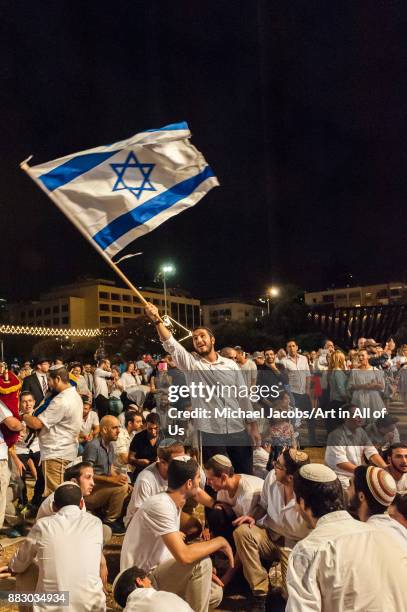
[24,122,219,259]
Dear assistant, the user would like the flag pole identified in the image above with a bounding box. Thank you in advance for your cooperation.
[19,159,164,322]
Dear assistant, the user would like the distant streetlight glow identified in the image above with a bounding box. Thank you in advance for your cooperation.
[160,264,176,315]
[268,287,279,297]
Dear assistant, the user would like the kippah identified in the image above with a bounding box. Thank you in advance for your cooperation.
[159,438,179,448]
[366,466,396,506]
[49,364,64,371]
[289,449,309,464]
[211,454,233,467]
[57,481,80,489]
[172,455,193,463]
[299,464,337,483]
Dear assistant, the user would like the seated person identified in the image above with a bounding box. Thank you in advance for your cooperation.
[79,396,99,454]
[364,414,400,453]
[113,565,193,611]
[121,457,231,612]
[129,412,162,481]
[196,455,263,545]
[113,410,144,479]
[325,403,387,490]
[389,493,407,529]
[253,440,271,479]
[83,415,129,534]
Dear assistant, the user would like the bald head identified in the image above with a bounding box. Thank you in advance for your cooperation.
[99,415,121,442]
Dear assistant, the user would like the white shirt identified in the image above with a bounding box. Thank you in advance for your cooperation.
[0,401,12,460]
[281,354,310,395]
[93,368,112,399]
[393,471,407,492]
[217,474,263,517]
[259,470,310,548]
[286,510,407,612]
[121,492,180,572]
[124,462,167,527]
[325,425,378,487]
[124,588,193,612]
[15,422,40,455]
[162,334,256,434]
[240,359,257,387]
[120,371,138,391]
[36,492,87,521]
[80,410,99,438]
[113,427,135,473]
[253,447,270,479]
[38,386,83,461]
[10,505,105,612]
[367,513,407,554]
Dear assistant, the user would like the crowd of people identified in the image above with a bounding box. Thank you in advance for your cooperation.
[0,301,405,611]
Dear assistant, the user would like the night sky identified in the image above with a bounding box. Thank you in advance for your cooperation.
[2,1,407,303]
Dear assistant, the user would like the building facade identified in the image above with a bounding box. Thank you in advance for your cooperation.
[305,282,407,309]
[201,299,262,328]
[9,279,201,330]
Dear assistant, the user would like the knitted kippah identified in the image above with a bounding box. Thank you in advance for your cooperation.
[299,464,337,483]
[288,449,309,464]
[365,466,396,506]
[211,454,233,467]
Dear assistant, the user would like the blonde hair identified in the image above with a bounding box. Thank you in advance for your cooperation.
[329,350,346,370]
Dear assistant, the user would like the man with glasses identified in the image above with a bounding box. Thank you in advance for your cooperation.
[232,449,310,611]
[83,415,129,534]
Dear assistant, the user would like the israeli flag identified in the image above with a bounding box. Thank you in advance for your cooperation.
[27,122,219,258]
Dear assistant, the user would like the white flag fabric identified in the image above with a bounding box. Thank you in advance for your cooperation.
[27,122,219,258]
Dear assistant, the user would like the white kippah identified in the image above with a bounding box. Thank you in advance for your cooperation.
[49,364,64,371]
[366,466,396,506]
[56,481,80,489]
[172,455,193,463]
[299,464,337,483]
[211,454,233,468]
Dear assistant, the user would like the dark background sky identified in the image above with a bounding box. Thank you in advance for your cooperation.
[1,1,406,303]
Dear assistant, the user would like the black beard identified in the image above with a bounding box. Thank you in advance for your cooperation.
[195,347,211,357]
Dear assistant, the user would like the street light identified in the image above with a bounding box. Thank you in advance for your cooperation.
[160,264,175,315]
[266,286,279,315]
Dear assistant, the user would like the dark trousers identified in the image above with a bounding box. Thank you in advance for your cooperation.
[293,393,317,446]
[201,430,253,474]
[18,451,44,507]
[95,395,110,420]
[206,503,237,549]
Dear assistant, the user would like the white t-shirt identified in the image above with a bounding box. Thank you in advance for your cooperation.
[36,491,87,521]
[367,514,407,554]
[93,368,112,399]
[124,463,167,527]
[124,588,193,612]
[38,386,83,461]
[0,402,12,460]
[121,492,180,572]
[393,472,407,492]
[216,474,263,517]
[80,411,99,438]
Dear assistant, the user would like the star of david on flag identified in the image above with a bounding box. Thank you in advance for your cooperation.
[25,122,219,258]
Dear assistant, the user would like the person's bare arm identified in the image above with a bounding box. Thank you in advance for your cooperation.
[2,416,23,432]
[22,413,43,430]
[194,487,216,509]
[336,461,357,474]
[128,450,150,468]
[145,303,171,341]
[162,531,234,567]
[369,453,387,468]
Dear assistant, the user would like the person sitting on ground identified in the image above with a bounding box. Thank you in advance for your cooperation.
[121,456,232,612]
[113,565,193,611]
[349,465,407,553]
[129,412,162,480]
[384,443,407,491]
[232,449,310,610]
[253,439,271,479]
[324,403,387,491]
[364,414,400,453]
[8,483,106,611]
[196,455,263,546]
[285,464,407,611]
[124,438,185,527]
[389,493,407,529]
[113,410,144,479]
[83,415,129,534]
[78,396,99,454]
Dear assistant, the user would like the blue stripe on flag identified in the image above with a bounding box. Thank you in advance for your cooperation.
[38,151,119,192]
[93,165,215,250]
[146,122,189,132]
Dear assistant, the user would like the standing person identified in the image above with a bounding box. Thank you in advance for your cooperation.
[22,357,50,408]
[235,348,258,388]
[326,350,348,433]
[281,341,316,445]
[144,303,261,474]
[129,412,162,480]
[82,362,95,398]
[286,464,407,611]
[83,415,129,534]
[69,363,91,399]
[9,484,106,612]
[385,443,407,491]
[0,398,23,537]
[121,456,232,612]
[349,465,407,553]
[22,366,82,496]
[348,349,386,420]
[93,359,114,419]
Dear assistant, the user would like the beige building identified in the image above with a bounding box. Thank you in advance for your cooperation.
[9,279,200,329]
[202,300,262,328]
[304,282,407,308]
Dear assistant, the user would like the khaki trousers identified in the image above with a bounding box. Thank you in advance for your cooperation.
[150,556,222,612]
[233,524,290,597]
[85,481,128,522]
[42,458,71,496]
[0,459,10,529]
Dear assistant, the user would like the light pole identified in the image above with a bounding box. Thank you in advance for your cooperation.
[266,286,279,314]
[160,264,175,315]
